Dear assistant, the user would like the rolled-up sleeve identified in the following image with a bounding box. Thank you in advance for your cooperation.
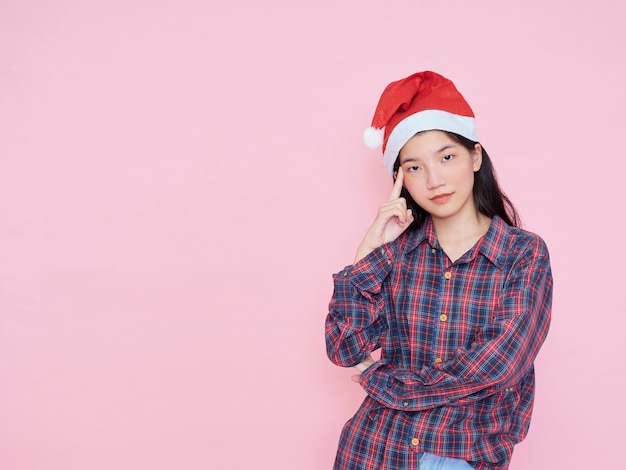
[325,245,395,367]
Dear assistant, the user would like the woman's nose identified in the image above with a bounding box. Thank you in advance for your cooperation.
[426,169,445,190]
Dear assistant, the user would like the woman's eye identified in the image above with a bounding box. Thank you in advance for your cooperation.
[442,154,454,162]
[407,165,421,172]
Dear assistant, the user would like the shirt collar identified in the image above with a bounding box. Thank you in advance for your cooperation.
[402,215,509,269]
[475,215,508,269]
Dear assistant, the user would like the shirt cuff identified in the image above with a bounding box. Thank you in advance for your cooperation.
[334,245,394,294]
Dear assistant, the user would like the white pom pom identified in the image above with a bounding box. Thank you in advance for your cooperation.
[363,127,384,149]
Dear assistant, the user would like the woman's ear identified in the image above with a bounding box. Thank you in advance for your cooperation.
[472,143,483,172]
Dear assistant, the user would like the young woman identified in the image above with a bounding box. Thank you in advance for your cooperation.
[325,71,552,470]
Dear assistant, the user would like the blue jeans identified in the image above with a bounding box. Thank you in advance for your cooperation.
[419,452,474,469]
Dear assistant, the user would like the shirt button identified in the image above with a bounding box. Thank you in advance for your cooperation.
[434,357,442,364]
[439,314,448,322]
[444,271,452,279]
[411,438,420,446]
[403,402,409,407]
[431,248,436,254]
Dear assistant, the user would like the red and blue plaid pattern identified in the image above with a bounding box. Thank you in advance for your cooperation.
[326,216,552,469]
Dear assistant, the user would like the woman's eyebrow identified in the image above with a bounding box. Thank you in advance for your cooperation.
[436,144,456,153]
[399,156,418,165]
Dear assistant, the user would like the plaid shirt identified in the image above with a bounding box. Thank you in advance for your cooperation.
[326,216,552,470]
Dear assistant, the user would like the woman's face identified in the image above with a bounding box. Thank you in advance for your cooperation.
[397,130,482,223]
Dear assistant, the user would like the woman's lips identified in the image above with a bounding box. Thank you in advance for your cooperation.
[430,193,453,204]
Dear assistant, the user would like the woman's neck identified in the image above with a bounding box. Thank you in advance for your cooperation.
[432,211,492,263]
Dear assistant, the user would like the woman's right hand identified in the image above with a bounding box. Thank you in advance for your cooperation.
[354,167,414,263]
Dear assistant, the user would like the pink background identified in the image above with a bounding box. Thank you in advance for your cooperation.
[1,1,624,468]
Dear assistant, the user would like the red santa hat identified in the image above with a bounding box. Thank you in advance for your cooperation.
[363,71,477,175]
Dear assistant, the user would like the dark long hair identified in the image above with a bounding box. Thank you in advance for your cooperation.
[392,131,520,229]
